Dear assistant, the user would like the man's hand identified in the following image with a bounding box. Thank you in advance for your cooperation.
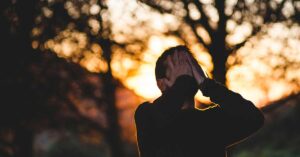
[183,52,207,86]
[163,50,193,87]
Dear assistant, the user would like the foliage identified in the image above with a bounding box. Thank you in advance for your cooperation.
[140,0,300,83]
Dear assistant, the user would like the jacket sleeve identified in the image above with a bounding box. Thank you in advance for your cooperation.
[200,78,265,147]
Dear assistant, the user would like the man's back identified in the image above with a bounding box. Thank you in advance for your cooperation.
[136,104,226,157]
[135,77,264,157]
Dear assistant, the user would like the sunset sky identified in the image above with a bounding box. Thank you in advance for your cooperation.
[42,0,300,108]
[2,0,300,156]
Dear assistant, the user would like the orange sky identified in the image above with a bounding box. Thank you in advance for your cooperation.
[41,0,300,108]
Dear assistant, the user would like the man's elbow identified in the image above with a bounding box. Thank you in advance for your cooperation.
[252,110,265,131]
[258,111,265,128]
[246,100,265,130]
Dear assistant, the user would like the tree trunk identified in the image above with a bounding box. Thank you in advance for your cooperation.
[101,39,125,157]
[210,0,228,85]
[209,36,228,85]
[211,49,227,85]
[13,1,38,157]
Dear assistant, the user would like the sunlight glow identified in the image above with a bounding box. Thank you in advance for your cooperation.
[32,40,39,49]
[196,26,211,44]
[188,3,201,20]
[44,30,109,73]
[90,4,100,15]
[126,64,161,99]
[114,35,181,99]
[80,52,108,73]
[88,18,100,34]
[43,0,300,108]
[112,34,214,104]
[227,23,300,107]
[226,22,253,45]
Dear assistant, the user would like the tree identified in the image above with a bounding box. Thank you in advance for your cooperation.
[140,0,300,84]
[28,0,152,157]
[0,0,39,156]
[2,0,157,156]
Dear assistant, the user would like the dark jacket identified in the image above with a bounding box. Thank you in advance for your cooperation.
[135,76,264,157]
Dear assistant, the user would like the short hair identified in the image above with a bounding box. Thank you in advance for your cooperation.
[155,45,191,79]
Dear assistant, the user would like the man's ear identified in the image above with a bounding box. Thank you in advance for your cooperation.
[157,79,167,92]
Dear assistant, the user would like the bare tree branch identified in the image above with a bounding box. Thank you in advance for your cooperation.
[184,18,210,49]
[264,0,286,22]
[193,0,214,36]
[230,0,297,52]
[230,25,262,52]
[183,0,209,49]
[138,0,172,14]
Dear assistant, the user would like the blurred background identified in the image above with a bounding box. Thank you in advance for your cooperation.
[0,0,299,157]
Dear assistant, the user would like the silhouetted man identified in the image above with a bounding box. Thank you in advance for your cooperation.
[134,45,264,157]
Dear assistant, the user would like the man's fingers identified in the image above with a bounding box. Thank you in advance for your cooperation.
[178,51,188,63]
[164,78,172,87]
[166,56,175,69]
[182,52,194,69]
[173,50,181,65]
[182,51,207,84]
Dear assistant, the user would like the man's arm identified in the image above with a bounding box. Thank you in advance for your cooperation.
[199,78,265,147]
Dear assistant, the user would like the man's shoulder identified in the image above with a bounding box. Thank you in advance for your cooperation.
[134,101,152,120]
[193,105,221,117]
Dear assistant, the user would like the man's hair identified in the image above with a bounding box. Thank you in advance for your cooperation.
[155,45,191,79]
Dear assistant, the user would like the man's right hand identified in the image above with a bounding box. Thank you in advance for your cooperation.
[183,52,207,86]
[164,50,193,88]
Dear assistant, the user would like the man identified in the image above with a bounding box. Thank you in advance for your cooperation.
[134,45,264,157]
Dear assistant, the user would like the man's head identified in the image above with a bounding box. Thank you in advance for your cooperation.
[155,45,197,95]
[155,46,190,79]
